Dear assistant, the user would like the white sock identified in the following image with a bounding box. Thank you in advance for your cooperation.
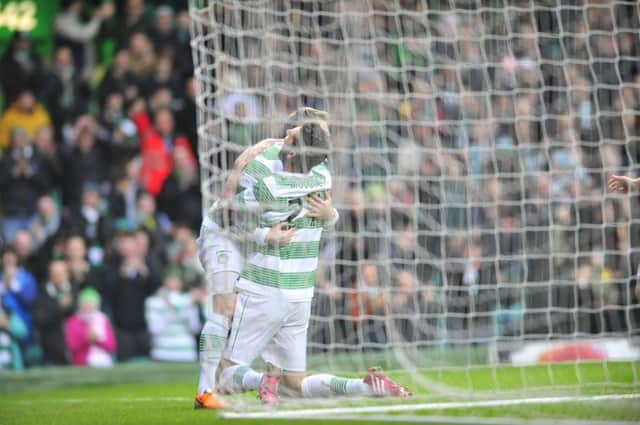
[301,374,371,398]
[219,365,264,393]
[197,314,229,395]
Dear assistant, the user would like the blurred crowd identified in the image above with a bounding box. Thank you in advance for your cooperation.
[0,0,203,370]
[204,0,640,351]
[2,0,640,370]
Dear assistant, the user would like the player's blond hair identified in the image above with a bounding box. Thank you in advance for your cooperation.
[286,107,329,129]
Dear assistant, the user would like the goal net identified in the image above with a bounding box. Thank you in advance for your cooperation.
[189,0,640,400]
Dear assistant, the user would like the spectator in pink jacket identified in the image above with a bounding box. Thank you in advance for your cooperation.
[64,287,116,367]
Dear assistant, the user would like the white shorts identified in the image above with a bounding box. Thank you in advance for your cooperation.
[198,220,244,294]
[223,291,311,372]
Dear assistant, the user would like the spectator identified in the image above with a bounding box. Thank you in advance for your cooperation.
[148,6,178,58]
[102,231,160,361]
[116,0,151,49]
[133,228,164,284]
[96,93,139,163]
[173,10,193,77]
[129,101,172,196]
[0,248,37,344]
[167,225,204,291]
[348,263,388,345]
[143,55,181,99]
[0,290,28,370]
[175,77,197,154]
[66,183,111,266]
[0,128,49,242]
[0,32,43,105]
[98,50,136,104]
[145,270,200,362]
[135,192,169,256]
[30,195,61,252]
[12,230,44,281]
[128,32,156,85]
[33,261,74,365]
[64,236,101,292]
[393,270,423,341]
[0,90,51,150]
[65,287,116,367]
[33,126,63,190]
[109,159,143,226]
[41,46,90,137]
[54,0,114,76]
[157,144,201,231]
[61,116,109,208]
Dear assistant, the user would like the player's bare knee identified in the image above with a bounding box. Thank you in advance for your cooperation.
[222,293,236,317]
[282,372,305,394]
[215,358,235,382]
[218,358,237,371]
[212,293,236,319]
[265,362,284,378]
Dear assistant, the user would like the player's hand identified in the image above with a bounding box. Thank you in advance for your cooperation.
[265,222,295,246]
[306,191,335,220]
[608,175,639,193]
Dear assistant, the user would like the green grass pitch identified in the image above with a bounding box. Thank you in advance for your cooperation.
[1,361,639,425]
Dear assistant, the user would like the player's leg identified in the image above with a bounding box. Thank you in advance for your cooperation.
[284,372,371,398]
[217,291,284,394]
[217,359,265,394]
[267,301,411,399]
[196,279,236,395]
[195,227,244,408]
[292,369,411,398]
[257,300,311,403]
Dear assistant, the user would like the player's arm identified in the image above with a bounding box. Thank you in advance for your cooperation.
[224,184,293,246]
[231,170,334,216]
[608,175,640,193]
[231,174,332,244]
[221,138,280,200]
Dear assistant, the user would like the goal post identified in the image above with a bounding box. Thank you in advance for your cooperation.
[189,0,640,398]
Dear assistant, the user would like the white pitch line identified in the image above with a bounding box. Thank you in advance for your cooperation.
[13,397,192,404]
[292,414,639,425]
[221,393,640,420]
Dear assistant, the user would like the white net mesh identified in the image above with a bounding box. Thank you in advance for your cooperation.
[190,0,640,397]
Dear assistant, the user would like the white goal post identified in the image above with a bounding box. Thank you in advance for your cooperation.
[189,0,640,396]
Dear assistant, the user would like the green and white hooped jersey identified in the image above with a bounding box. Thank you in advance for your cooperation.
[239,143,284,189]
[234,162,334,302]
[202,143,284,237]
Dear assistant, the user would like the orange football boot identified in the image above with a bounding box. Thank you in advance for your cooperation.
[194,391,230,409]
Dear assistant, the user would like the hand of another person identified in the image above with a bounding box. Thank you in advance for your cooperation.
[3,263,16,286]
[265,222,295,247]
[60,293,73,309]
[608,175,639,194]
[87,328,98,343]
[95,2,114,20]
[306,191,335,220]
[127,98,146,117]
[0,311,8,330]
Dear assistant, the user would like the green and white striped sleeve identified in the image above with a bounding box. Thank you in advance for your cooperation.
[239,144,283,189]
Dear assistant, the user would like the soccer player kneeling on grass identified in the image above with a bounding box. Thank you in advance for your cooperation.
[195,108,339,409]
[216,121,411,405]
